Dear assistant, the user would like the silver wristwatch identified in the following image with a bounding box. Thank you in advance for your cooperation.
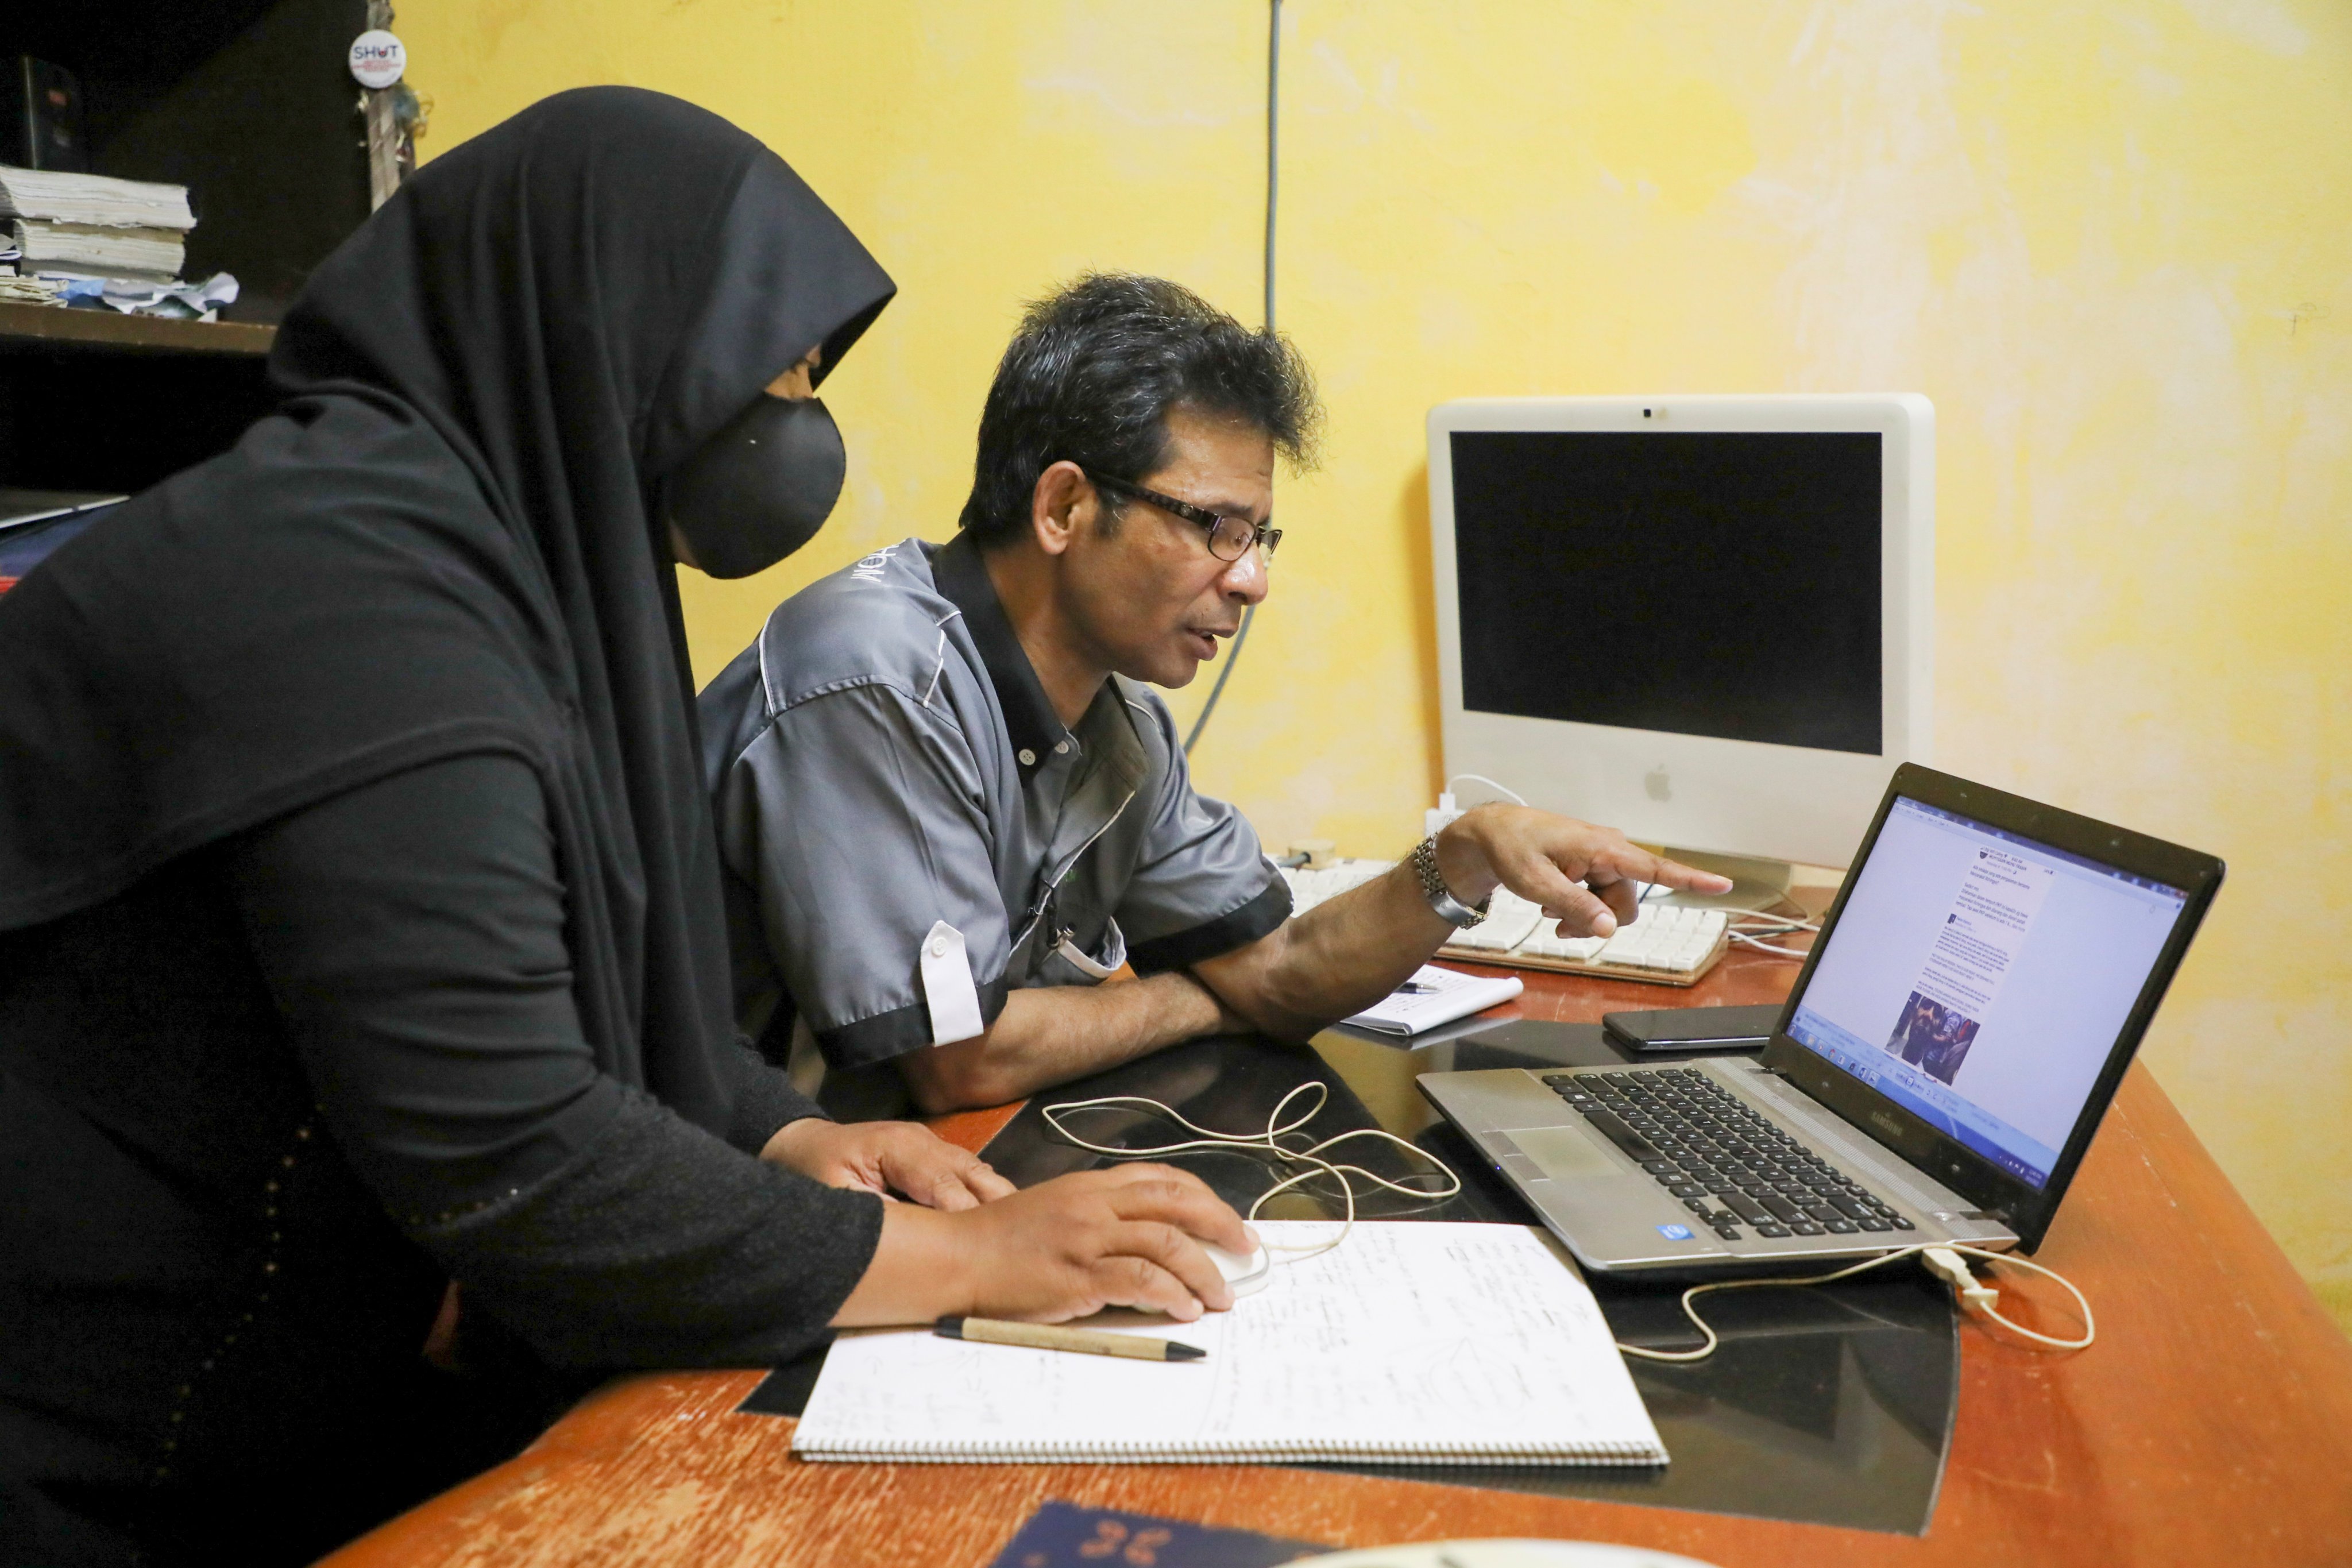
[1412,835,1489,928]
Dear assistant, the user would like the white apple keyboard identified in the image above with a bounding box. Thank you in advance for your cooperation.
[1282,859,1728,987]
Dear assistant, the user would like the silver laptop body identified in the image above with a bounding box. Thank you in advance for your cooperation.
[1419,764,2222,1276]
[1421,1055,2014,1273]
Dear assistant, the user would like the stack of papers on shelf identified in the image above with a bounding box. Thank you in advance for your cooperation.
[0,274,63,306]
[0,166,229,316]
[0,167,196,231]
[1342,963,1523,1036]
[45,272,239,320]
[9,219,185,280]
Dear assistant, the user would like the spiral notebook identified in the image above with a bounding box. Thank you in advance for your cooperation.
[790,1221,1667,1466]
[1342,964,1523,1036]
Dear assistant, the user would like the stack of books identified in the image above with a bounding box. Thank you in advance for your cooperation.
[0,165,233,318]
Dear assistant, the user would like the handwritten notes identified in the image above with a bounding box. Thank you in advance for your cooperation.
[791,1222,1666,1466]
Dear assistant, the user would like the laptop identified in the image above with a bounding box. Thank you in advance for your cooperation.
[1418,763,2223,1273]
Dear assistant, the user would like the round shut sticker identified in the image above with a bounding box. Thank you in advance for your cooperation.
[349,30,406,89]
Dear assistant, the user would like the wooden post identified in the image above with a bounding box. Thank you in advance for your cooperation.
[362,1,403,210]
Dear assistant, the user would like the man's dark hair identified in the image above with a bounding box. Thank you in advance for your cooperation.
[957,273,1320,544]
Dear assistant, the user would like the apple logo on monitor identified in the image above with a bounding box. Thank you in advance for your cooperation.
[1646,764,1672,803]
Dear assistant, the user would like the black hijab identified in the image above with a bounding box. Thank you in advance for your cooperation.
[0,87,893,1135]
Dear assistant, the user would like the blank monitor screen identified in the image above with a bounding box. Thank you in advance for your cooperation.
[1449,430,1883,756]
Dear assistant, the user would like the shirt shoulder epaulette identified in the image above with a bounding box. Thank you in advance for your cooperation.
[750,538,964,717]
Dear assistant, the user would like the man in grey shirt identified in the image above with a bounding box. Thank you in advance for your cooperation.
[701,275,1727,1113]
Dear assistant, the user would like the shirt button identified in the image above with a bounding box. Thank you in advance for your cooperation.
[1017,748,1036,766]
[1053,740,1070,755]
[928,935,949,957]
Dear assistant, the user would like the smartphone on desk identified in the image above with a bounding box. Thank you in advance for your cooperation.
[1601,1003,1783,1054]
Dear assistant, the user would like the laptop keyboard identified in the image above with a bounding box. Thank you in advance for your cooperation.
[1539,1068,1918,1244]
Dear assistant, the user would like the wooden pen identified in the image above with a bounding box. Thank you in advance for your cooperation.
[933,1316,1207,1362]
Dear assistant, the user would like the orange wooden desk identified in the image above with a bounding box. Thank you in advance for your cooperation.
[326,928,2352,1568]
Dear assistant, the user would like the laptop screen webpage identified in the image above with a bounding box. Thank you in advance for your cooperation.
[1785,797,2186,1189]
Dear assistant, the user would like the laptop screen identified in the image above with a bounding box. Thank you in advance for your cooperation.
[1783,796,2187,1189]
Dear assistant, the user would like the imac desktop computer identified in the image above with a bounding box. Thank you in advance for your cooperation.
[1427,394,1934,905]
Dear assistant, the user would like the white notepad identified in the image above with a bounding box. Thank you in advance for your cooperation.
[791,1221,1667,1466]
[1342,964,1523,1036]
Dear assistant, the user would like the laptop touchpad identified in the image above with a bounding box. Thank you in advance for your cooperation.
[1499,1124,1619,1179]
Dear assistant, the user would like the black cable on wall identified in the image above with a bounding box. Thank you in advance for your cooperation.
[1184,0,1280,756]
[1261,0,1281,337]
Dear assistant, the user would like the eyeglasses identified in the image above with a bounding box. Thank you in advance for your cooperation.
[1084,470,1281,563]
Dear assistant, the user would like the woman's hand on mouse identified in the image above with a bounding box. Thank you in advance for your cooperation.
[831,1163,1254,1328]
[761,1117,1014,1211]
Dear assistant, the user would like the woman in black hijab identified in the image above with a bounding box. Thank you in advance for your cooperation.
[0,88,1248,1567]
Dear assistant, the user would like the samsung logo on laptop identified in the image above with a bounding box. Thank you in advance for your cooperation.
[1870,1110,1905,1136]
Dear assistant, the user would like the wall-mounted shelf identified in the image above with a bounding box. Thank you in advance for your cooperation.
[3,0,367,495]
[0,301,279,492]
[0,300,276,356]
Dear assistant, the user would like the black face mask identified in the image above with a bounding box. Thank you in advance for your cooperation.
[662,393,845,578]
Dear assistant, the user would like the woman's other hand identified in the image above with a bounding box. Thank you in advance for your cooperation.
[831,1164,1255,1327]
[761,1118,1014,1211]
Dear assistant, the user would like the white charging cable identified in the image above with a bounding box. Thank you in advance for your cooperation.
[1725,913,1820,959]
[1617,1241,2096,1363]
[1445,773,1530,807]
[1040,1082,1462,1262]
[1044,1090,2092,1361]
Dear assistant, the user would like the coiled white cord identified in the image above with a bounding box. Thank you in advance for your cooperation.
[1042,1088,2092,1363]
[1040,1082,1462,1262]
[1619,1240,2095,1362]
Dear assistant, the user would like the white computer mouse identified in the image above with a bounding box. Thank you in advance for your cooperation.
[1206,1241,1272,1297]
[1295,1541,1722,1568]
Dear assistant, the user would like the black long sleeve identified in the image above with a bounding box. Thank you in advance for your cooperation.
[228,752,883,1368]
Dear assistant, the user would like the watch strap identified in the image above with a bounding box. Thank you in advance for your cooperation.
[1412,835,1489,929]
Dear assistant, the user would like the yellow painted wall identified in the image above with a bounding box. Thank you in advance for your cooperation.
[398,1,2351,1330]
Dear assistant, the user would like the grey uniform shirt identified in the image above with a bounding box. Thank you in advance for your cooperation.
[699,532,1291,1071]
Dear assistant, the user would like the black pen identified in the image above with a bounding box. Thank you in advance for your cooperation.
[933,1316,1207,1362]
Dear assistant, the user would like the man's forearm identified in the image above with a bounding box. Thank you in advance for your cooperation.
[894,971,1239,1113]
[1192,806,1730,1040]
[1192,861,1454,1040]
